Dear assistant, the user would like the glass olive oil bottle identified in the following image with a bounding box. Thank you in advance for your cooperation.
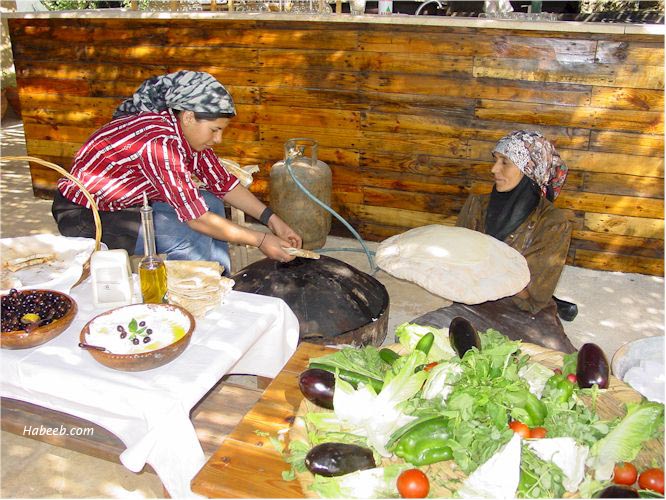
[139,193,167,304]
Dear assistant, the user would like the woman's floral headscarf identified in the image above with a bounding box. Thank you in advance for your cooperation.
[492,130,568,200]
[113,70,236,119]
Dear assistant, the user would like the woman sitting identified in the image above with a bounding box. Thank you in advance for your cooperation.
[413,130,575,353]
[52,70,302,275]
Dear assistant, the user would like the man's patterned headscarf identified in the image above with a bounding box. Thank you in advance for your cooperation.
[492,130,568,200]
[113,70,236,119]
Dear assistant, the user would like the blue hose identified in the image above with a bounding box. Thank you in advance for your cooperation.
[284,153,378,272]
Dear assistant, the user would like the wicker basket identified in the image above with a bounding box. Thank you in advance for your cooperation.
[2,156,102,285]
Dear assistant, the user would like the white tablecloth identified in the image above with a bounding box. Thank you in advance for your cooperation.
[0,280,299,498]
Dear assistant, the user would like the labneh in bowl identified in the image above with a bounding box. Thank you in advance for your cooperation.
[79,303,195,371]
[1,288,77,349]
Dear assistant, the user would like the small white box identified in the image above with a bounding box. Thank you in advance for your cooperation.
[90,249,134,308]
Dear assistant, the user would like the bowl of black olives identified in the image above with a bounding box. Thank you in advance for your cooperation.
[1,288,77,349]
[78,303,195,371]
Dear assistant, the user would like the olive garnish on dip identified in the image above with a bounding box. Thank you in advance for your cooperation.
[116,317,153,346]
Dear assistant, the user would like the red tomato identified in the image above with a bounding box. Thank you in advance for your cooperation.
[509,420,531,439]
[613,462,638,486]
[397,469,430,498]
[566,373,577,383]
[638,468,664,494]
[529,427,547,439]
[423,362,439,372]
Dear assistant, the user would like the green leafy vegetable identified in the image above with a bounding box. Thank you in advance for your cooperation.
[588,401,664,480]
[309,346,386,380]
[395,322,455,362]
[281,439,310,481]
[309,464,407,498]
[517,446,566,498]
[332,351,428,456]
[561,351,577,376]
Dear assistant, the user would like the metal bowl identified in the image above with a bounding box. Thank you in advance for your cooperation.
[1,289,77,349]
[611,335,664,379]
[611,336,664,403]
[79,303,195,372]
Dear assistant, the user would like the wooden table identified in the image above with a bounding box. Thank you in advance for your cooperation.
[191,342,335,498]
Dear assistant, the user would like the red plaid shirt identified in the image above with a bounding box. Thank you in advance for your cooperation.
[58,109,239,222]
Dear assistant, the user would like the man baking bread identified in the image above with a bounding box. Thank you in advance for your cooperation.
[52,71,302,274]
[415,130,575,352]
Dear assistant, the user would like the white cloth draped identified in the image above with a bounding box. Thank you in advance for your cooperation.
[1,280,299,498]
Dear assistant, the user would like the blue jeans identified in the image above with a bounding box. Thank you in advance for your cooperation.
[135,191,232,276]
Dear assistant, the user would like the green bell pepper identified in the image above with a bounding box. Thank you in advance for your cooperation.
[308,362,384,393]
[523,391,547,427]
[390,416,453,466]
[381,332,434,369]
[379,348,401,365]
[414,332,435,355]
[542,374,575,404]
[502,389,547,427]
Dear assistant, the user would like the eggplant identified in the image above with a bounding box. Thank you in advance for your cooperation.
[304,442,376,477]
[449,316,481,357]
[576,343,610,389]
[299,368,335,409]
[597,485,639,498]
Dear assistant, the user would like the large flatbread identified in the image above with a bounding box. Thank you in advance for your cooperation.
[375,225,529,304]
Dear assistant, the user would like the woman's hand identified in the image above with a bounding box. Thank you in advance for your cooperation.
[257,233,297,262]
[268,215,303,249]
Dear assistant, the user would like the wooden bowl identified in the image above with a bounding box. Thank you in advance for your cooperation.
[1,289,77,349]
[79,303,195,372]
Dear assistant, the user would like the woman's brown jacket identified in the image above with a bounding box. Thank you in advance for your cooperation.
[457,194,572,314]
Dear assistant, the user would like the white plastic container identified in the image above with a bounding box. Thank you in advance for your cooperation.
[91,249,134,308]
[378,0,392,14]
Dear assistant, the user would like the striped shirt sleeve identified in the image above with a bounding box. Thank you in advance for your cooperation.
[143,136,209,222]
[195,149,240,198]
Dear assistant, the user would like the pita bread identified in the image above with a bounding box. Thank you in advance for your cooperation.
[165,261,234,318]
[375,225,530,304]
[3,253,56,272]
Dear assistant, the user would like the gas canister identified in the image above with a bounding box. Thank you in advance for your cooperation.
[269,138,332,250]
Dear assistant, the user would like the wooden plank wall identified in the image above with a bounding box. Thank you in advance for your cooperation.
[7,17,664,275]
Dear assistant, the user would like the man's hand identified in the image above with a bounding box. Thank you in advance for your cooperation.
[268,215,303,249]
[257,233,297,262]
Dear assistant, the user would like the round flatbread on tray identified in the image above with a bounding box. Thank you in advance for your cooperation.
[287,342,664,499]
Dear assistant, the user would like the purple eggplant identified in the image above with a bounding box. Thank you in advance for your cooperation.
[305,442,376,477]
[298,368,335,409]
[449,316,481,358]
[597,485,639,498]
[576,343,610,389]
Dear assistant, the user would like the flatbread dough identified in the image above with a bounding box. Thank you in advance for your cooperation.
[284,247,320,259]
[375,225,530,304]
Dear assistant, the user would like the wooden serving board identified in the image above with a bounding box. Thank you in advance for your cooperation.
[288,343,663,498]
[191,342,335,498]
